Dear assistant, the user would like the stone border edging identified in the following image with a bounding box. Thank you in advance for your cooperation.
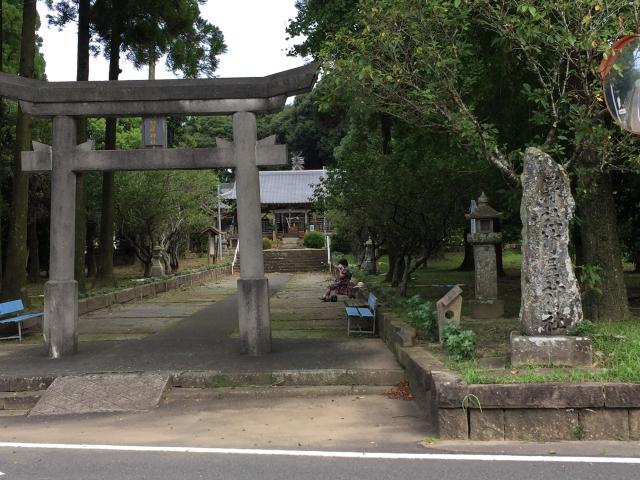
[376,308,640,441]
[77,264,233,315]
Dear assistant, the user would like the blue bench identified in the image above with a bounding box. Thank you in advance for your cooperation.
[345,292,377,336]
[0,300,43,341]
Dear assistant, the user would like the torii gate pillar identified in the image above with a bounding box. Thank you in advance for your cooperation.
[46,116,78,358]
[233,112,271,355]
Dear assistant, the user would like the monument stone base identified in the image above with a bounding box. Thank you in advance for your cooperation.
[237,277,272,356]
[470,299,504,319]
[510,332,592,367]
[44,280,78,359]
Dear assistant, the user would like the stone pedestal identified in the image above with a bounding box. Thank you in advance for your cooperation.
[237,278,271,356]
[468,232,503,319]
[44,280,78,358]
[510,333,592,367]
[150,245,165,277]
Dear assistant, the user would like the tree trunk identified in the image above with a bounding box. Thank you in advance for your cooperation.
[74,0,90,293]
[457,225,474,271]
[96,19,120,288]
[399,255,411,296]
[0,0,4,292]
[86,220,98,278]
[385,249,397,283]
[577,155,629,321]
[391,254,405,287]
[2,0,37,301]
[495,218,506,278]
[27,202,39,283]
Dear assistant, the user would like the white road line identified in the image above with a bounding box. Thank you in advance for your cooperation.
[0,442,640,464]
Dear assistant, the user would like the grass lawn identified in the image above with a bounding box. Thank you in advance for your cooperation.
[360,250,640,384]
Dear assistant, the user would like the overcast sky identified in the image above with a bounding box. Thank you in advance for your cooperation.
[36,0,307,81]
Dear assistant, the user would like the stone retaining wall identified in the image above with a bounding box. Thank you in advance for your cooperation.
[377,308,640,441]
[78,264,232,316]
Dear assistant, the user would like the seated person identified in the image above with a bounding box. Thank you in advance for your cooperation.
[321,258,352,301]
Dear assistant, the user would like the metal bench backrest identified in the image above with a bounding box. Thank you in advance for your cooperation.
[0,300,24,316]
[368,293,377,313]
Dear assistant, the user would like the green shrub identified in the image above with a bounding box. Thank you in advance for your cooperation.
[569,319,595,337]
[442,322,476,361]
[406,296,438,341]
[262,237,273,250]
[330,229,352,254]
[303,231,325,248]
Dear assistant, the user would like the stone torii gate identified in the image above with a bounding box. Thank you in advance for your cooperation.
[0,63,318,359]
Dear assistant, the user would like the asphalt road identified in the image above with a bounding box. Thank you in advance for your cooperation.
[1,446,640,480]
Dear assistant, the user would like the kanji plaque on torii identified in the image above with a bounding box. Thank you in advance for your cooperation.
[0,63,318,359]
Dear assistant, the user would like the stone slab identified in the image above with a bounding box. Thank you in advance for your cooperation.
[29,373,170,416]
[504,408,579,441]
[456,383,606,409]
[510,333,592,367]
[604,384,640,407]
[470,409,504,440]
[579,408,629,441]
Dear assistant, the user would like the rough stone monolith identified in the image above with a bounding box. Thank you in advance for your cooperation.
[519,147,583,335]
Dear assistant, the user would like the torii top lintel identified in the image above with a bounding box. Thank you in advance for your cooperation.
[0,62,319,117]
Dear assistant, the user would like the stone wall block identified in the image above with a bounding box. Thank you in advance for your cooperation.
[438,409,468,439]
[470,409,505,440]
[579,408,629,440]
[504,409,578,441]
[629,409,640,440]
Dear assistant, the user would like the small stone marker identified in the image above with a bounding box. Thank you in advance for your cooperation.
[436,285,463,342]
[29,372,170,416]
[513,147,590,367]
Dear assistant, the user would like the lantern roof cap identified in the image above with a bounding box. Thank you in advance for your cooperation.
[467,192,501,219]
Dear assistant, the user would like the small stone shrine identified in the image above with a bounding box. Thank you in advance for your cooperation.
[466,193,504,318]
[513,147,590,367]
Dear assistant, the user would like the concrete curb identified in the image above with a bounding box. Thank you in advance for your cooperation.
[77,264,232,316]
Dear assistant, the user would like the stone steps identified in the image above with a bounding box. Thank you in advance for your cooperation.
[0,390,45,411]
[166,385,391,402]
[171,368,406,389]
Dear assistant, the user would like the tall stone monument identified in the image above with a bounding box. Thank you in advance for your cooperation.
[512,147,590,366]
[467,193,504,318]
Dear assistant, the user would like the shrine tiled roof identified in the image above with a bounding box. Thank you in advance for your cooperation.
[221,170,324,205]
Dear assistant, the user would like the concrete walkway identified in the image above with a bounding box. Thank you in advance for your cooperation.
[0,273,400,378]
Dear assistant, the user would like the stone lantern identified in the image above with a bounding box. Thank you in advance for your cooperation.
[362,237,375,274]
[466,192,504,318]
[149,243,166,278]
